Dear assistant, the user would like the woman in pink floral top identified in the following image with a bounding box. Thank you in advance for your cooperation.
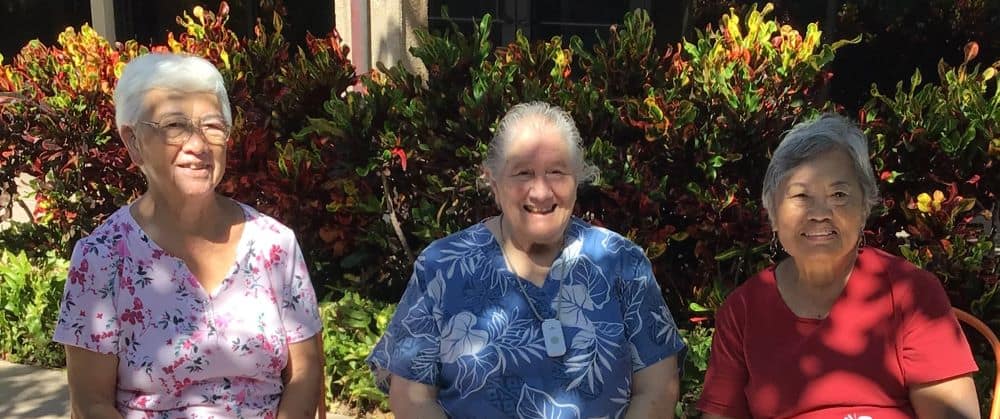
[53,53,323,419]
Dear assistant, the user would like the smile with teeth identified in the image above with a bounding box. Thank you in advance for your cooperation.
[524,204,557,214]
[178,163,210,170]
[802,230,836,237]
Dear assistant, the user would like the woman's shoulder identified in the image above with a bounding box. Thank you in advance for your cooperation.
[418,221,496,258]
[74,205,135,254]
[723,265,778,306]
[856,246,938,284]
[855,247,946,305]
[567,217,645,256]
[234,201,296,239]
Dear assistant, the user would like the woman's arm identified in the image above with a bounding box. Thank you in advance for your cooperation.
[624,355,680,419]
[277,334,324,419]
[65,345,122,419]
[389,374,448,419]
[910,374,980,419]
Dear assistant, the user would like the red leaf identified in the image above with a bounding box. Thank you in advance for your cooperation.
[391,147,407,171]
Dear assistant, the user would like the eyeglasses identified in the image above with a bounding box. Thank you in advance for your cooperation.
[139,116,231,146]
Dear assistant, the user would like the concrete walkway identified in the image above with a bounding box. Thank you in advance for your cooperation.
[0,360,360,418]
[0,360,69,418]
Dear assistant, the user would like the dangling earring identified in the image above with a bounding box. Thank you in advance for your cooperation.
[770,231,783,263]
[857,231,866,252]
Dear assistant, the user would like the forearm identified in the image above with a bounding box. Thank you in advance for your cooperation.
[276,367,323,419]
[624,391,677,419]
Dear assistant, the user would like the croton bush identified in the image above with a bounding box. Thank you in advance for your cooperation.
[1,1,997,415]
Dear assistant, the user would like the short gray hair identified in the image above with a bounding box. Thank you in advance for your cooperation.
[484,101,597,184]
[113,53,232,128]
[761,113,880,227]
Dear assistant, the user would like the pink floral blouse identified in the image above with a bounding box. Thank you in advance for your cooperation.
[53,202,322,418]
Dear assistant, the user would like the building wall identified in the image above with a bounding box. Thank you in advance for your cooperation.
[336,0,427,77]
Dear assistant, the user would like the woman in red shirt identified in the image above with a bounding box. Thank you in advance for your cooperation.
[697,114,980,419]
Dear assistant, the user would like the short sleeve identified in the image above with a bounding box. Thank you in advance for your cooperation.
[619,248,686,372]
[366,260,443,393]
[280,239,322,344]
[52,240,121,354]
[896,271,978,385]
[697,292,751,419]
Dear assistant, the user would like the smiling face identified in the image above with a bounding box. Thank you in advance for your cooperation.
[488,119,577,247]
[772,148,867,266]
[121,89,228,201]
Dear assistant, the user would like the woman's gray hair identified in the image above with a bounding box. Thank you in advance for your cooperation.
[484,101,597,184]
[113,53,232,128]
[761,113,880,227]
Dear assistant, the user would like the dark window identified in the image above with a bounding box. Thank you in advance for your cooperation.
[1,0,91,60]
[427,0,503,45]
[113,0,333,49]
[428,0,667,47]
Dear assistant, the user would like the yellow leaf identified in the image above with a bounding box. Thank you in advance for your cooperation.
[644,94,665,121]
[983,67,996,81]
[916,192,932,213]
[932,190,945,211]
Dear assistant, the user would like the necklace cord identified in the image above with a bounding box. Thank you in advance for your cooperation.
[498,214,565,322]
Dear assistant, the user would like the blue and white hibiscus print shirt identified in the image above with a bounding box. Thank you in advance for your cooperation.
[367,217,686,419]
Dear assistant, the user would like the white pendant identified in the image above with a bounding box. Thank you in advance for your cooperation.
[541,318,566,357]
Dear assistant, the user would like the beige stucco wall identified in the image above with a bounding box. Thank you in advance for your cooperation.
[401,0,428,76]
[335,0,427,76]
[89,0,116,43]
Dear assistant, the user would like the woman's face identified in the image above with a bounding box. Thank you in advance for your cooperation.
[489,121,577,247]
[772,148,867,265]
[123,89,228,200]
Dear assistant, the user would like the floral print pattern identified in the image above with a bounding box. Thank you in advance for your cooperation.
[53,202,322,418]
[367,217,686,418]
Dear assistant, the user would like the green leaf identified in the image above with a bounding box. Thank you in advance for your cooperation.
[714,247,742,261]
[688,302,710,312]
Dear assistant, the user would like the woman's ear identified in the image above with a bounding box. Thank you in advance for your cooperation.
[487,172,500,194]
[482,167,501,207]
[119,126,144,167]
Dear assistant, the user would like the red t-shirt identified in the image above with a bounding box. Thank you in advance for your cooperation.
[697,248,978,418]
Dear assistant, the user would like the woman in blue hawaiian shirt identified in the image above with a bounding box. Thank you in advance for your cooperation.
[367,101,686,418]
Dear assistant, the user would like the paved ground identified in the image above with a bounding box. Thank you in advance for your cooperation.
[0,360,69,418]
[0,360,358,418]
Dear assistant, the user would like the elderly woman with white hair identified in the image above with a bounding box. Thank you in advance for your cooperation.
[698,114,980,418]
[367,101,686,418]
[53,53,323,418]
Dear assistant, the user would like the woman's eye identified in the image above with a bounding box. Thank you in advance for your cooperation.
[832,191,848,198]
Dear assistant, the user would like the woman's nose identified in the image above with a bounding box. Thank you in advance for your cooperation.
[807,201,833,221]
[527,177,554,199]
[180,130,210,152]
